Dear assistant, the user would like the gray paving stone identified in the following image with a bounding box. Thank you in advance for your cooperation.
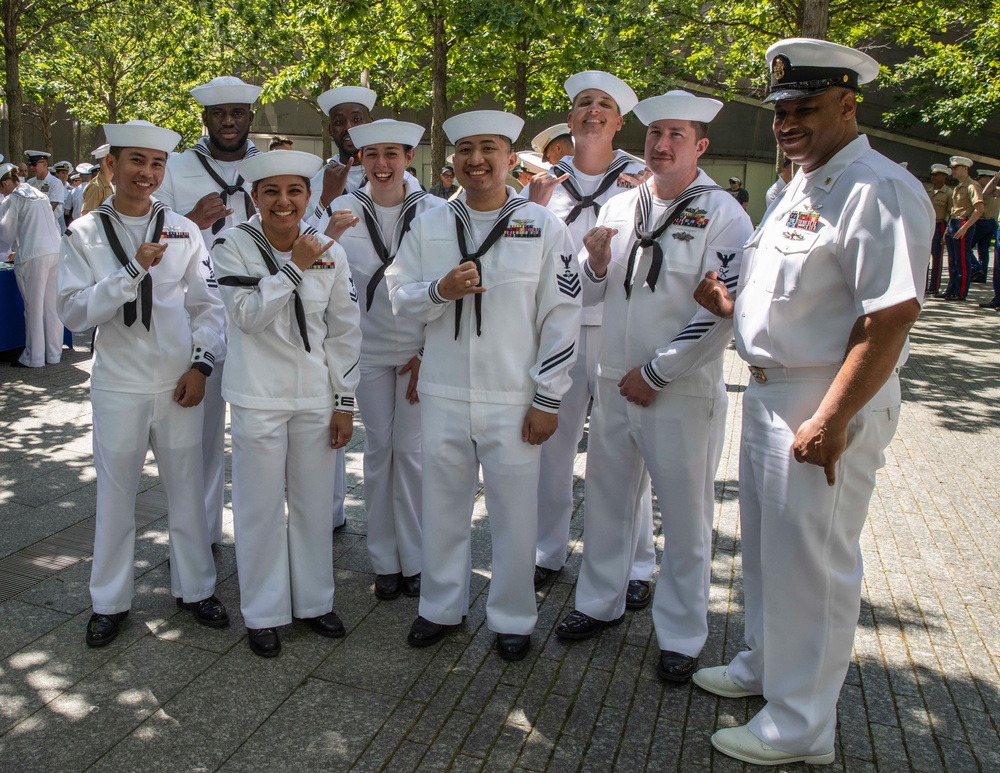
[580,704,625,770]
[516,692,571,770]
[350,699,423,771]
[417,710,476,771]
[0,600,72,660]
[483,723,529,772]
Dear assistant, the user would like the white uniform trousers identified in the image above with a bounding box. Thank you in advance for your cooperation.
[201,360,226,544]
[14,253,62,367]
[90,388,216,613]
[231,405,336,629]
[333,448,347,529]
[535,325,655,578]
[419,395,539,635]
[727,371,892,756]
[576,378,724,652]
[357,363,422,576]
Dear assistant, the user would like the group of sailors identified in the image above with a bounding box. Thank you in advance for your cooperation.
[6,35,935,766]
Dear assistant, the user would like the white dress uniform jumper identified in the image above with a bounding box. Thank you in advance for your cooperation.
[317,174,445,578]
[58,198,226,613]
[0,182,64,366]
[211,216,361,628]
[577,172,752,652]
[386,190,581,636]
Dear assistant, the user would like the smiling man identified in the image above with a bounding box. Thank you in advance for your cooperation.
[58,120,228,648]
[521,71,657,605]
[386,110,581,662]
[157,75,263,548]
[690,39,933,766]
[556,91,751,682]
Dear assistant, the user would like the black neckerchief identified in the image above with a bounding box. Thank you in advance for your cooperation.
[448,195,529,338]
[96,200,166,330]
[218,222,315,352]
[553,154,632,225]
[192,139,260,234]
[623,181,720,299]
[351,188,428,311]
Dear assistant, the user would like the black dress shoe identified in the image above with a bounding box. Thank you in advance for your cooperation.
[402,573,421,597]
[85,611,128,647]
[656,650,699,683]
[176,595,230,627]
[407,616,458,647]
[625,579,652,610]
[533,565,560,590]
[247,627,281,658]
[555,610,625,641]
[979,301,1000,308]
[375,573,403,600]
[303,611,346,638]
[496,633,531,661]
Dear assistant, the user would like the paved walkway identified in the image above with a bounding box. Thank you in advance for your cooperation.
[1,283,998,772]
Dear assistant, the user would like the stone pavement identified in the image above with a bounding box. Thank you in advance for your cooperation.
[1,285,999,772]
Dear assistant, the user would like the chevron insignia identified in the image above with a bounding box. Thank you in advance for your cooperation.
[556,272,581,298]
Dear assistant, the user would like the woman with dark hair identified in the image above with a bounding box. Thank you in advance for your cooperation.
[0,163,63,367]
[211,150,362,658]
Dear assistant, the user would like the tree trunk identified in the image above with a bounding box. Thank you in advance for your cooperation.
[430,10,448,174]
[513,36,528,147]
[3,0,23,162]
[800,0,830,39]
[319,73,332,160]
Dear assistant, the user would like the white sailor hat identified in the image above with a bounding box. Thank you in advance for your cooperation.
[564,71,638,114]
[530,123,571,154]
[24,150,51,162]
[443,110,523,144]
[52,160,72,171]
[348,119,424,149]
[764,38,880,104]
[516,151,550,174]
[69,172,81,182]
[0,154,4,163]
[190,76,262,107]
[977,169,997,177]
[75,163,93,174]
[0,162,17,178]
[949,156,973,169]
[633,90,724,125]
[92,143,111,159]
[237,150,324,183]
[103,120,181,153]
[317,86,377,116]
[930,163,950,175]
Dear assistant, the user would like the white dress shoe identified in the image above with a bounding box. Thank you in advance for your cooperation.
[711,725,835,766]
[692,665,759,698]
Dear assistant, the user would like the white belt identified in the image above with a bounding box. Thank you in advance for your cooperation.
[747,364,841,384]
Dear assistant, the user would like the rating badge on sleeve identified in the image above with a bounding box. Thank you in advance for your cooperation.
[556,254,581,298]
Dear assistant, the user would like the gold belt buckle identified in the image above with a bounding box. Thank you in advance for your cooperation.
[748,365,767,384]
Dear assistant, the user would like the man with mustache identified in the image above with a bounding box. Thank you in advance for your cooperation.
[691,39,933,766]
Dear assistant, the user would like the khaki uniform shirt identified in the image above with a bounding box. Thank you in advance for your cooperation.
[929,186,952,222]
[950,179,983,220]
[82,173,114,215]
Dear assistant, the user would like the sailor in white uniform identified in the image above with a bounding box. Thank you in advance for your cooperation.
[387,110,581,661]
[0,164,64,367]
[307,86,377,224]
[57,121,230,648]
[521,71,656,605]
[24,151,66,225]
[554,93,752,684]
[691,40,933,766]
[212,150,361,658]
[156,76,264,546]
[317,120,445,601]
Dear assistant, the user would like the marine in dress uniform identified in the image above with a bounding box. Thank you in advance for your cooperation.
[927,163,952,295]
[554,93,752,683]
[521,71,656,605]
[57,121,230,648]
[82,145,115,215]
[0,164,64,367]
[317,120,445,601]
[978,169,1000,308]
[24,151,66,224]
[942,156,982,301]
[211,151,362,658]
[307,86,377,223]
[690,40,933,766]
[386,111,581,661]
[973,169,999,284]
[156,76,264,547]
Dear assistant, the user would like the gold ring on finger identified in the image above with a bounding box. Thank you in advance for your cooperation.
[465,279,472,288]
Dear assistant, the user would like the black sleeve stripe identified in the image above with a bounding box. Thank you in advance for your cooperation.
[642,363,668,388]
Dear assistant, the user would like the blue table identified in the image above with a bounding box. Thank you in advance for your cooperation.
[0,264,74,352]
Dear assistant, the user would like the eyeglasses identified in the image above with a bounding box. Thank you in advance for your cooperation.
[442,172,454,177]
